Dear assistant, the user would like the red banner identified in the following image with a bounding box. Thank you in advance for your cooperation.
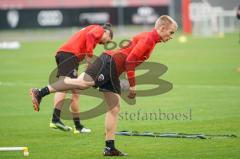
[182,0,192,34]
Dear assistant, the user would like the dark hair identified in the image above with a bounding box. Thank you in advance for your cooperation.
[102,23,113,39]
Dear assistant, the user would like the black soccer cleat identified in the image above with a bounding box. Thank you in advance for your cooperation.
[30,88,42,112]
[103,147,127,156]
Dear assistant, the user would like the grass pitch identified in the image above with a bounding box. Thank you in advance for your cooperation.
[0,33,240,159]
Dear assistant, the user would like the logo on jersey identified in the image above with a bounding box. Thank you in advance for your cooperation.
[97,74,104,82]
[73,69,78,77]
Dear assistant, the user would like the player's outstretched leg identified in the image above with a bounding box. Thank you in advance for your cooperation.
[29,72,95,112]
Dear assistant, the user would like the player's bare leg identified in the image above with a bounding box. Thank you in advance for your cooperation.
[103,92,127,156]
[104,92,120,140]
[54,92,66,110]
[49,72,95,92]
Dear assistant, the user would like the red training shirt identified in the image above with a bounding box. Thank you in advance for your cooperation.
[105,28,161,87]
[57,25,105,61]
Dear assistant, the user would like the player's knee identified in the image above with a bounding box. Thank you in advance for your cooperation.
[109,105,120,115]
[76,74,95,89]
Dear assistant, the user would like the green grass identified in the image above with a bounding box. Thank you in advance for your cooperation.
[0,33,240,159]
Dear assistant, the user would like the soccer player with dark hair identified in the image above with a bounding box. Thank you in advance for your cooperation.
[30,15,178,156]
[44,23,113,133]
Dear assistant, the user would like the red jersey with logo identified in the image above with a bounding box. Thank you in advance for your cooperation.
[105,29,161,87]
[57,25,104,61]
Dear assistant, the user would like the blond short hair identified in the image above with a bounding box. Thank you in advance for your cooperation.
[155,15,178,29]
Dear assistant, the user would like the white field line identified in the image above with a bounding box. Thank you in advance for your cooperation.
[0,81,42,87]
[173,85,240,89]
[0,81,240,89]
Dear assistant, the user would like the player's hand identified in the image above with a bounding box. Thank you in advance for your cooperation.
[128,86,136,99]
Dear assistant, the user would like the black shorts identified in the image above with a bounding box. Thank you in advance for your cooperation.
[55,51,79,78]
[85,53,121,94]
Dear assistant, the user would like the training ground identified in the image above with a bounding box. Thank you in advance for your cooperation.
[0,29,239,159]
